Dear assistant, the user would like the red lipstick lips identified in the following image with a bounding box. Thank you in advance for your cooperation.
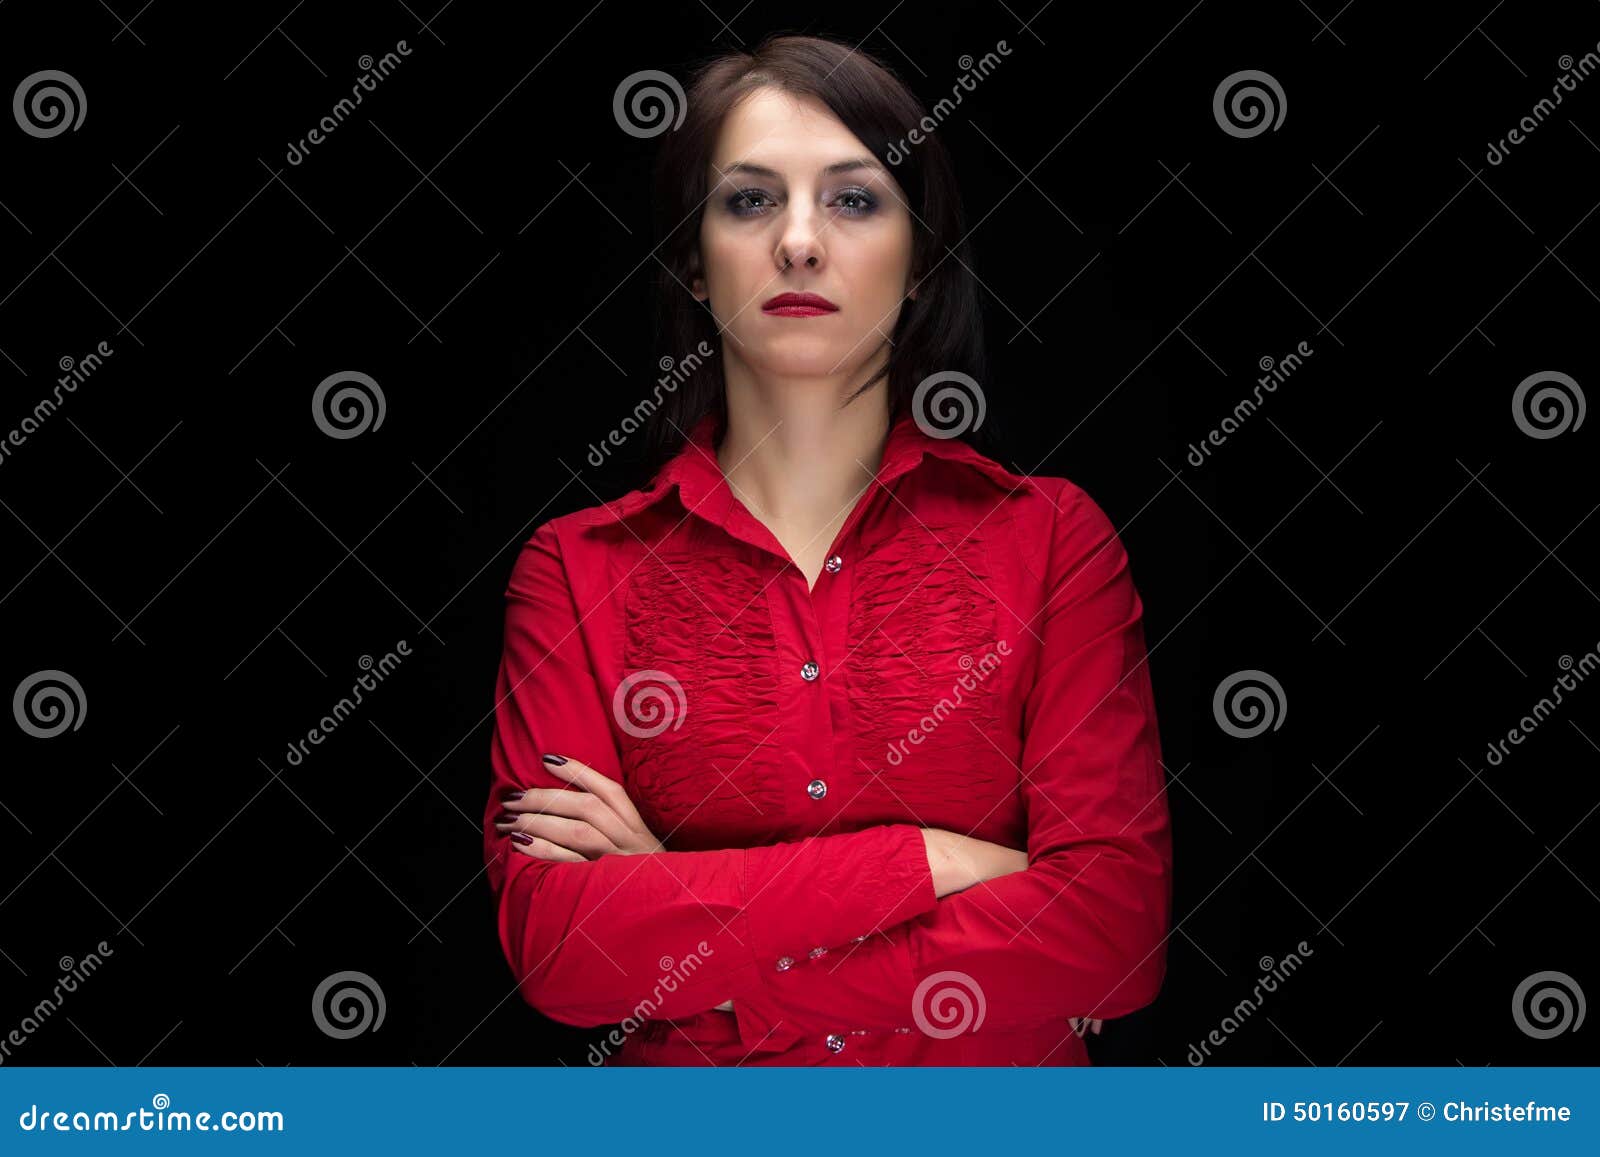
[762,291,838,317]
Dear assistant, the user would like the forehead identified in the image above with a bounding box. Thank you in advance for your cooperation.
[710,87,867,171]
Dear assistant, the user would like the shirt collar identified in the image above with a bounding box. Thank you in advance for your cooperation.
[574,409,1038,529]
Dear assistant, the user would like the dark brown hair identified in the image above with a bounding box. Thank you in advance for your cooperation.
[640,32,997,474]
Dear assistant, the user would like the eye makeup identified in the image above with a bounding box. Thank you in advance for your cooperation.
[721,184,882,218]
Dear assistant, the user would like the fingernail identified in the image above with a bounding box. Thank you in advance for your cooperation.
[542,753,568,765]
[501,790,525,802]
[496,812,518,825]
[510,832,535,845]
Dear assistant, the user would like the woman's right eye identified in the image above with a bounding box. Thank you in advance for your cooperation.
[727,189,774,215]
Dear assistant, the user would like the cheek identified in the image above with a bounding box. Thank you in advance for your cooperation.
[848,229,916,310]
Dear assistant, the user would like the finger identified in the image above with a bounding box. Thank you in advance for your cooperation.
[507,833,586,862]
[500,786,634,849]
[540,755,652,833]
[496,811,619,858]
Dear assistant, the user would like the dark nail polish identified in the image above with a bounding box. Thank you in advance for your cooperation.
[510,832,535,845]
[542,753,568,765]
[501,790,525,802]
[496,812,518,825]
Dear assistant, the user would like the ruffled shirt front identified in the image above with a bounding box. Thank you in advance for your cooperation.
[484,408,1173,1065]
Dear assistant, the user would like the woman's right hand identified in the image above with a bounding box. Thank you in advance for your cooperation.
[920,828,1029,898]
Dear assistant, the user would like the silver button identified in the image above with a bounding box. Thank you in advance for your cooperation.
[806,778,827,800]
[808,946,828,959]
[775,955,794,972]
[800,660,819,681]
[851,934,868,942]
[824,554,842,573]
[824,1033,846,1054]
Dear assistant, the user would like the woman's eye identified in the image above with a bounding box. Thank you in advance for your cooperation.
[728,189,774,215]
[726,187,878,217]
[834,188,878,215]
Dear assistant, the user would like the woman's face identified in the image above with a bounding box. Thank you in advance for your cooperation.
[694,87,917,383]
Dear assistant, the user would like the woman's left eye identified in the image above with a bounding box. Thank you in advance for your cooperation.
[834,188,877,215]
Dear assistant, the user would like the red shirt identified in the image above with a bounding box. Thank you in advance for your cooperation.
[484,408,1172,1065]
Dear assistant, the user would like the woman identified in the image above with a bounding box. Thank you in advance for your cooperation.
[483,33,1171,1065]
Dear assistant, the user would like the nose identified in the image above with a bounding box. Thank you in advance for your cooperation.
[775,205,825,272]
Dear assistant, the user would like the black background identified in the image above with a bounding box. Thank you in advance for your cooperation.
[0,0,1596,1067]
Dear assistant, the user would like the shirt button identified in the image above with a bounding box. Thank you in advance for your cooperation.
[775,955,795,972]
[824,1033,846,1054]
[851,934,868,942]
[806,778,827,800]
[800,660,819,681]
[808,946,828,959]
[824,554,842,573]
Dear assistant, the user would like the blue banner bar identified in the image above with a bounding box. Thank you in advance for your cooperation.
[3,1068,1595,1154]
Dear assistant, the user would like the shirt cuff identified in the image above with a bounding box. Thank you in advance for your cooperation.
[730,823,937,1054]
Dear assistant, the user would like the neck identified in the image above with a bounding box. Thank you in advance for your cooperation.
[714,365,892,534]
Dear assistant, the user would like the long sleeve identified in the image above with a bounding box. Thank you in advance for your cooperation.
[737,484,1173,1036]
[485,519,939,1042]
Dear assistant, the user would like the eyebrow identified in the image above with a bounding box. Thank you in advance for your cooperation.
[715,157,884,180]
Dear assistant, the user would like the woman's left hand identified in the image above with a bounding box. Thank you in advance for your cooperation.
[495,754,665,861]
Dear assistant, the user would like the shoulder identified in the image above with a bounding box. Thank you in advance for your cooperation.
[503,483,660,600]
[1008,472,1133,590]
